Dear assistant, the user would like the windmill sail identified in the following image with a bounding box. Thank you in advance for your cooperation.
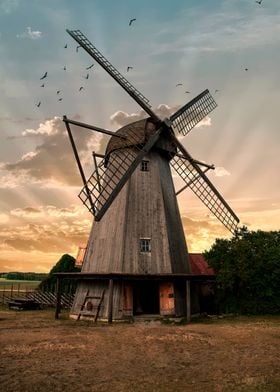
[170,147,239,233]
[170,89,217,136]
[79,127,162,221]
[66,29,158,121]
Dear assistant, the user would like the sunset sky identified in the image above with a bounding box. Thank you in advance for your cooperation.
[0,0,279,272]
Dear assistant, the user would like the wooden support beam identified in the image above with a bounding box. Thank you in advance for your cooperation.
[186,280,191,323]
[63,117,127,139]
[55,277,62,320]
[63,115,95,214]
[107,279,114,324]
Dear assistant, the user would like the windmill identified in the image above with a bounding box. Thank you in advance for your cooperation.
[63,30,239,320]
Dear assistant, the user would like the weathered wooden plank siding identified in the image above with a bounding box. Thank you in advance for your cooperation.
[71,145,190,319]
[71,281,124,320]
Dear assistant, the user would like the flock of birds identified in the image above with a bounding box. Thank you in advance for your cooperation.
[35,18,137,108]
[35,1,263,109]
[36,59,94,107]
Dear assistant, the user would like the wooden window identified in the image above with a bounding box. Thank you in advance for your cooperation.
[140,238,151,253]
[141,160,149,172]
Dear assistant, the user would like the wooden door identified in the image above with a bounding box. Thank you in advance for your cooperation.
[122,284,133,317]
[159,282,175,316]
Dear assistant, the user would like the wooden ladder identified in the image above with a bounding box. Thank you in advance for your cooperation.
[77,289,105,322]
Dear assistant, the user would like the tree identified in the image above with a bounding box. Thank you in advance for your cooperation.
[203,228,280,314]
[38,254,80,293]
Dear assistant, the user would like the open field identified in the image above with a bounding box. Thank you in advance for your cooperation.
[0,278,41,290]
[0,279,40,302]
[0,309,279,392]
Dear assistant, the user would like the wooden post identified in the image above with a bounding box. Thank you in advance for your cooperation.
[186,280,191,323]
[55,277,62,320]
[107,279,114,324]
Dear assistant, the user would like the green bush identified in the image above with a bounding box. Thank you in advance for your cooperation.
[38,254,80,293]
[203,228,280,315]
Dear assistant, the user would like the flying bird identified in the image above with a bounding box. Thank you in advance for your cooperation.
[64,44,67,48]
[40,72,47,80]
[56,90,61,95]
[76,45,81,52]
[244,67,248,71]
[83,73,89,80]
[36,101,41,107]
[79,86,84,91]
[58,98,63,101]
[86,64,94,70]
[255,0,262,4]
[129,18,136,26]
[40,84,45,88]
[185,91,190,94]
[176,83,183,87]
[127,66,133,72]
[63,66,66,71]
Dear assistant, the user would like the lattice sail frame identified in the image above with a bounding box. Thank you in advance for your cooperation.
[66,29,156,119]
[79,126,162,221]
[170,154,239,233]
[170,89,217,137]
[65,28,239,232]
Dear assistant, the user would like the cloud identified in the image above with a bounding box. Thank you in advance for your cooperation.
[149,7,280,56]
[10,205,84,219]
[214,167,230,177]
[110,105,212,133]
[0,213,9,224]
[196,116,211,128]
[0,167,35,189]
[0,219,91,253]
[3,116,102,187]
[16,27,42,40]
[181,215,230,252]
[110,104,180,128]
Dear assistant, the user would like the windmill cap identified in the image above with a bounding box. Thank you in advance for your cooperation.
[105,118,177,160]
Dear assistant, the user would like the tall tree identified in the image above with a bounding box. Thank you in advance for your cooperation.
[204,228,280,314]
[38,254,80,293]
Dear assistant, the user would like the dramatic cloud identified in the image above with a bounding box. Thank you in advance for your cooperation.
[110,105,212,132]
[0,219,91,254]
[16,26,42,39]
[182,215,230,253]
[3,116,102,186]
[110,104,180,128]
[214,167,230,177]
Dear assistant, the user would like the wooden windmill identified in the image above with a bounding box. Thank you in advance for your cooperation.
[63,30,239,320]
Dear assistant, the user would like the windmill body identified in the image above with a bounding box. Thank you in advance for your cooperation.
[64,29,239,321]
[71,119,190,319]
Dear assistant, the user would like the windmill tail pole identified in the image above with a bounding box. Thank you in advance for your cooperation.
[63,115,95,213]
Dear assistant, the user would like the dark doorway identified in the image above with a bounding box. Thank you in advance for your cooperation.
[133,281,159,315]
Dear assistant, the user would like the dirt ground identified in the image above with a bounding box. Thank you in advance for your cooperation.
[0,308,279,392]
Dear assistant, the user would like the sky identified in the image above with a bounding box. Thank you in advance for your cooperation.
[0,0,279,272]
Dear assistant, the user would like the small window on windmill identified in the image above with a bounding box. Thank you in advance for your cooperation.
[140,238,151,253]
[141,160,149,172]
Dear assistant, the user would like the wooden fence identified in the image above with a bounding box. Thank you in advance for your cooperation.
[0,285,74,309]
